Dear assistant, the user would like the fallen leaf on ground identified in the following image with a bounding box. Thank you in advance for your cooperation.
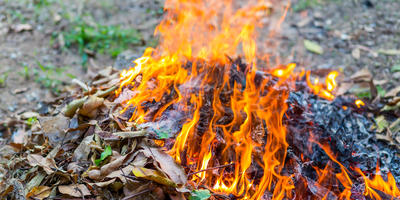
[106,164,134,183]
[39,114,70,146]
[26,186,51,200]
[58,184,91,197]
[304,40,323,54]
[12,24,32,32]
[189,189,211,200]
[72,135,94,161]
[142,146,187,186]
[352,48,360,59]
[132,167,177,187]
[391,65,400,73]
[78,96,104,118]
[350,68,372,82]
[88,178,116,187]
[95,145,113,166]
[20,111,40,120]
[113,130,147,138]
[385,86,400,97]
[27,154,58,174]
[378,49,400,56]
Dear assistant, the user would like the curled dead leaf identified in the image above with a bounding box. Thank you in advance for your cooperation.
[58,184,91,197]
[26,186,51,200]
[78,96,104,118]
[141,145,187,186]
[132,167,177,187]
[27,154,58,174]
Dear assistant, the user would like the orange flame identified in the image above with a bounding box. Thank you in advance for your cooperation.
[355,99,365,108]
[115,0,399,199]
[306,71,338,100]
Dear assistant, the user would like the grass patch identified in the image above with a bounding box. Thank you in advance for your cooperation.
[293,0,342,12]
[62,20,142,65]
[34,62,66,94]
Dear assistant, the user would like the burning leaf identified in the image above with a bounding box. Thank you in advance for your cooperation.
[391,65,400,73]
[58,184,91,197]
[132,167,177,187]
[304,40,323,54]
[95,145,112,166]
[189,189,211,200]
[26,186,51,200]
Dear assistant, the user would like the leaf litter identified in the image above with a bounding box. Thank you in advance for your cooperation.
[0,62,399,200]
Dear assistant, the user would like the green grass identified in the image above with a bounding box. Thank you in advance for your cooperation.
[34,62,66,94]
[293,0,342,12]
[61,20,142,65]
[0,72,9,87]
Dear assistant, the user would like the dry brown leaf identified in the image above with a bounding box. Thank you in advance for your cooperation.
[58,184,91,197]
[78,96,104,118]
[26,186,51,200]
[100,154,127,177]
[27,154,57,174]
[351,48,360,59]
[12,24,32,32]
[72,135,94,161]
[87,169,101,180]
[350,68,372,82]
[20,111,40,120]
[106,164,135,184]
[385,86,400,97]
[142,146,187,186]
[88,178,116,187]
[132,167,177,187]
[39,114,69,146]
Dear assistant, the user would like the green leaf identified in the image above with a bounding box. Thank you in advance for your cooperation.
[189,189,211,200]
[391,65,400,72]
[95,145,112,166]
[376,85,386,97]
[304,40,323,54]
[375,115,389,132]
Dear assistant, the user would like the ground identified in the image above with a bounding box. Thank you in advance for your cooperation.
[0,0,163,122]
[1,0,400,199]
[1,0,399,124]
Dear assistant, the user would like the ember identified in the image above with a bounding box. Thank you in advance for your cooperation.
[116,0,400,199]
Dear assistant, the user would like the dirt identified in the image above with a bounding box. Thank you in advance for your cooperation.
[1,0,399,126]
[281,0,400,89]
[0,0,163,121]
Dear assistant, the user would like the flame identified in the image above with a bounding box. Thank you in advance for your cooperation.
[355,99,365,108]
[306,71,338,100]
[115,0,399,199]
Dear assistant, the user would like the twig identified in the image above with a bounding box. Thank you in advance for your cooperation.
[188,163,234,176]
[95,85,118,98]
[121,189,152,200]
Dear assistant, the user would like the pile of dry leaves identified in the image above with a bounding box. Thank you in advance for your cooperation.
[0,67,194,200]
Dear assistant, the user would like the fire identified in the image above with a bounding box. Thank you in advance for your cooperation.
[306,71,338,100]
[116,0,399,199]
[355,99,365,108]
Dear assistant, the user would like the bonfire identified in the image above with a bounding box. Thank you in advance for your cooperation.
[1,0,399,199]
